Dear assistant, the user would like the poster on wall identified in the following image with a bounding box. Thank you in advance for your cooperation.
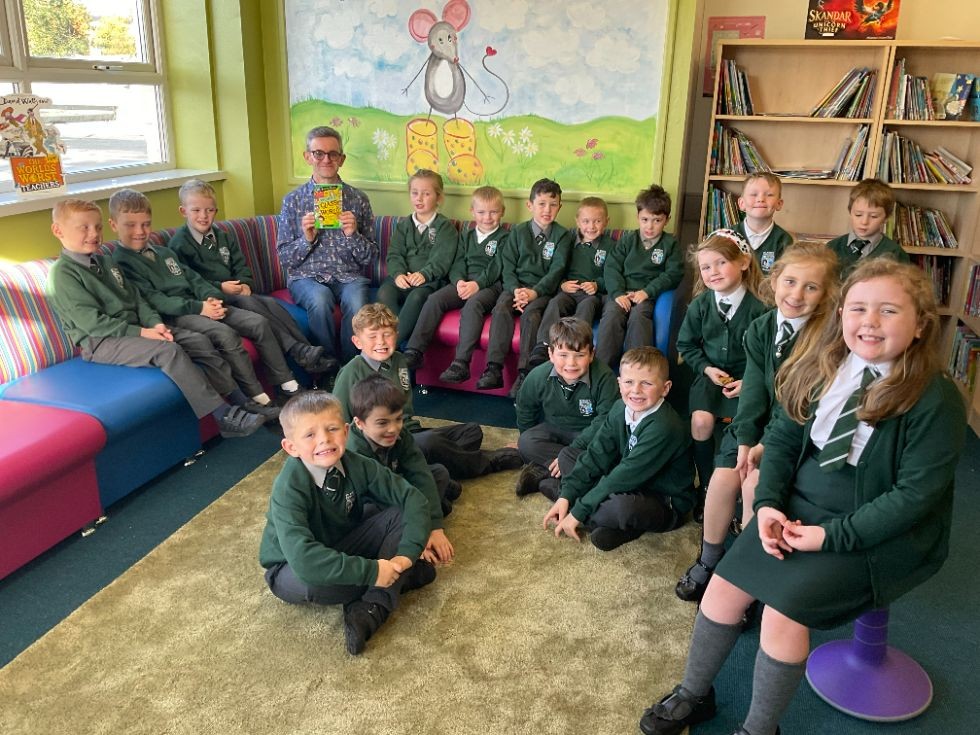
[804,0,901,40]
[0,94,67,194]
[283,0,670,196]
[702,17,765,97]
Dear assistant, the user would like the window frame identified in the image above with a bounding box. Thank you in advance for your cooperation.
[0,0,174,190]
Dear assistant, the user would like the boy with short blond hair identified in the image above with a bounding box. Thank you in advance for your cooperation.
[332,303,522,481]
[734,172,793,275]
[596,184,684,367]
[259,391,432,655]
[542,346,694,551]
[108,188,301,414]
[515,317,619,500]
[528,196,613,368]
[827,177,909,277]
[478,178,572,396]
[403,186,509,383]
[168,178,336,374]
[46,198,265,438]
[347,373,456,563]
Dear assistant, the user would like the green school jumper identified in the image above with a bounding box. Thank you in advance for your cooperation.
[258,453,430,588]
[347,424,443,531]
[168,224,256,290]
[565,231,614,291]
[826,233,909,279]
[515,360,620,447]
[677,289,769,418]
[734,221,792,275]
[332,352,421,432]
[111,243,221,316]
[386,213,459,284]
[500,220,572,297]
[604,230,684,301]
[718,372,965,629]
[560,398,695,521]
[449,225,507,286]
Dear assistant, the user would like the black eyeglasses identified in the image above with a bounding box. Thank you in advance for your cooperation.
[308,149,343,162]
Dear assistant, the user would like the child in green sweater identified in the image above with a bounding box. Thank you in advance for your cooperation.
[826,178,909,278]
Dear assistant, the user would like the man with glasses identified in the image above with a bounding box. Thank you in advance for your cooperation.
[277,126,377,363]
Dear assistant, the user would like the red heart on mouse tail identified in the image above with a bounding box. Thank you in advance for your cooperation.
[485,46,497,56]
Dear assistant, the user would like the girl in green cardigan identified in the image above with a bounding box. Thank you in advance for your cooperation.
[641,260,966,735]
[676,242,840,603]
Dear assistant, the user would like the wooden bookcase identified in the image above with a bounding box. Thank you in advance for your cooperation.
[699,39,980,435]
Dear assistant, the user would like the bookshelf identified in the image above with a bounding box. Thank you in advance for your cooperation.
[699,40,980,435]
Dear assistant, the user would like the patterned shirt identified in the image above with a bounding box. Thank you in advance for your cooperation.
[276,177,377,285]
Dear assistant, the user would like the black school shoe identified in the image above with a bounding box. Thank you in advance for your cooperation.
[515,463,550,496]
[289,344,338,374]
[343,600,389,656]
[488,447,524,472]
[527,343,550,369]
[439,360,470,383]
[675,557,715,603]
[243,399,281,420]
[402,559,437,592]
[639,685,717,735]
[508,370,527,399]
[403,348,424,370]
[589,526,643,551]
[217,406,266,438]
[476,362,504,390]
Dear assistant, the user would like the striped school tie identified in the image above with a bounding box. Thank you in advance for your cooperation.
[774,320,795,359]
[718,300,732,321]
[849,238,869,255]
[203,232,217,250]
[818,366,878,473]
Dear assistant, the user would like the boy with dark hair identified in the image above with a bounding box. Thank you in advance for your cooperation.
[543,346,694,551]
[403,186,508,384]
[515,317,619,500]
[477,178,572,397]
[596,184,684,367]
[47,198,265,438]
[332,303,522,480]
[347,373,456,564]
[733,172,793,276]
[108,188,300,416]
[528,196,613,368]
[259,391,432,655]
[168,178,337,375]
[826,178,908,277]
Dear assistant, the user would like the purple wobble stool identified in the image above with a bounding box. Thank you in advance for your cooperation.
[806,608,932,721]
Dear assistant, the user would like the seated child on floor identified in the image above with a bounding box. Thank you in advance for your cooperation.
[332,304,523,481]
[377,169,460,346]
[402,185,509,384]
[514,317,619,501]
[168,178,337,375]
[542,347,695,552]
[347,373,456,563]
[259,391,434,656]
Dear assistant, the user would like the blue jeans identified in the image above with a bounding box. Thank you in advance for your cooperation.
[288,276,369,362]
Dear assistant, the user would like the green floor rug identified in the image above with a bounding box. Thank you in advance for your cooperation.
[0,423,699,735]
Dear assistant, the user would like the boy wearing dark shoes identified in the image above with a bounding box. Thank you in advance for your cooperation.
[542,347,694,551]
[259,391,433,655]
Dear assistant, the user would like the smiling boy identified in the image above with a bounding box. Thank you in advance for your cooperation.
[542,346,694,551]
[827,178,909,278]
[733,173,793,276]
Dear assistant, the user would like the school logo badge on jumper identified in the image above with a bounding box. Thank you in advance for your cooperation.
[344,489,355,515]
[428,227,437,245]
[579,399,594,417]
[651,248,665,265]
[110,267,125,290]
[398,367,411,391]
[391,459,399,473]
[218,246,231,265]
[594,249,607,267]
[761,251,775,273]
[628,434,638,452]
[542,242,556,260]
[485,239,498,257]
[165,258,182,276]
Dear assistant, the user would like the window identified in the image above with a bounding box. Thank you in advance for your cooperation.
[0,0,170,193]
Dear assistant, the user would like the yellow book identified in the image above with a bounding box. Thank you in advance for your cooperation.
[314,184,342,229]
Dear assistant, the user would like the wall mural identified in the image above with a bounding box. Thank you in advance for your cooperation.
[284,0,669,196]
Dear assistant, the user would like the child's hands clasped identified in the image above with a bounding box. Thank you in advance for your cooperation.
[615,294,632,312]
[722,379,742,398]
[756,507,793,560]
[422,529,455,564]
[201,297,226,320]
[704,366,732,387]
[375,558,404,587]
[781,522,825,552]
[457,280,479,300]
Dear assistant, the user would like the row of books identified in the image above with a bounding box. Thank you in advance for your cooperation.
[908,254,954,306]
[876,132,974,185]
[966,264,980,318]
[710,124,770,175]
[832,124,870,181]
[948,326,980,393]
[930,72,977,121]
[716,59,755,116]
[891,202,958,249]
[810,68,877,118]
[704,184,740,232]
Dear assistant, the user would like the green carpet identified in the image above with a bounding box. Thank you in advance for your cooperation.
[0,423,700,735]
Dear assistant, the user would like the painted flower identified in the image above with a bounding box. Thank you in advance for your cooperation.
[502,130,516,148]
[487,122,504,138]
[519,127,533,142]
[372,128,387,145]
[586,138,599,149]
[526,141,539,156]
[592,151,605,160]
[330,117,344,127]
[574,148,586,157]
[348,117,361,128]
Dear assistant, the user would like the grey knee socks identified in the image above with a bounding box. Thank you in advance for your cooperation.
[741,648,806,735]
[680,610,743,697]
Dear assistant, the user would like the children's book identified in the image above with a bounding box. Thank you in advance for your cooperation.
[930,73,974,120]
[804,0,900,40]
[313,183,342,229]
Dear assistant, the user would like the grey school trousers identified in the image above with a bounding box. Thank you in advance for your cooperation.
[406,282,502,363]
